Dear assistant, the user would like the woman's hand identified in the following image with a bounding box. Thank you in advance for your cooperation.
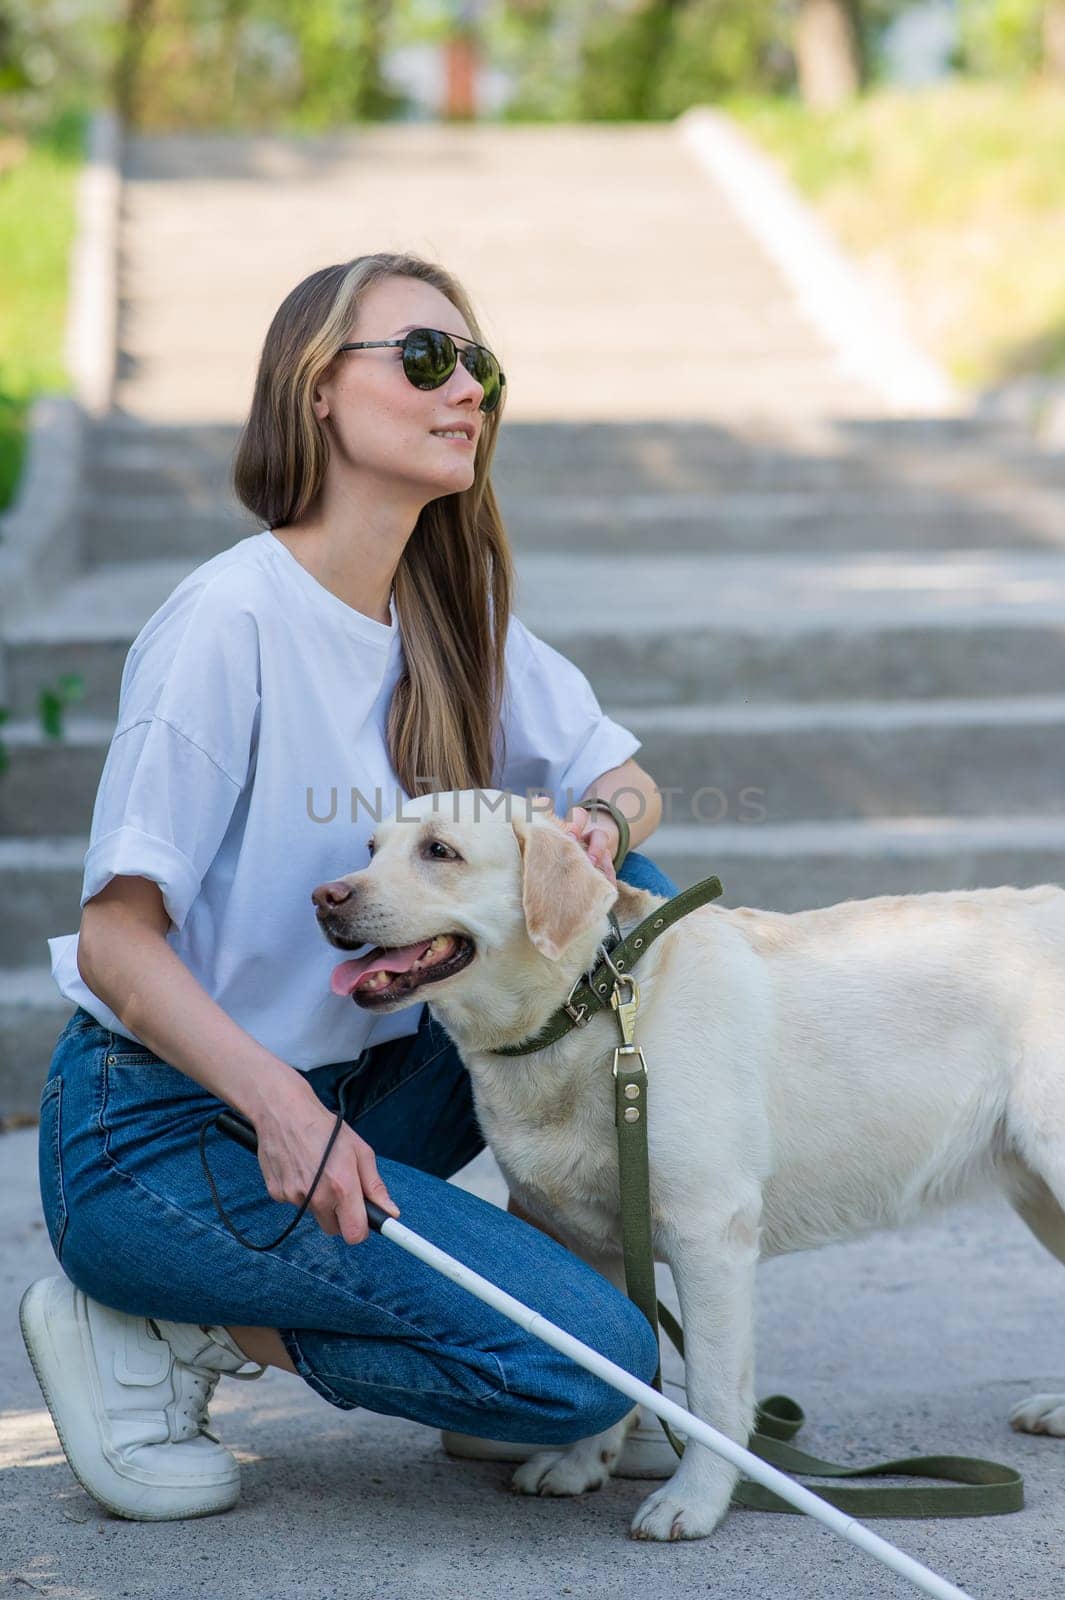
[252,1074,400,1244]
[560,805,619,885]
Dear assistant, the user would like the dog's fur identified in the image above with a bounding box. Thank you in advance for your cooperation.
[315,788,1065,1541]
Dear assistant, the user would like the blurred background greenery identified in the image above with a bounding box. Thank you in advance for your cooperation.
[2,0,1064,507]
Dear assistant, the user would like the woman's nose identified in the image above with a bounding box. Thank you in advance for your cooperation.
[447,362,484,411]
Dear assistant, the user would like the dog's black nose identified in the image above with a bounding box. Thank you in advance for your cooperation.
[312,880,353,920]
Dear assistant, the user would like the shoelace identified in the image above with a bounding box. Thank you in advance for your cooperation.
[176,1363,222,1443]
[148,1319,267,1443]
[172,1354,267,1442]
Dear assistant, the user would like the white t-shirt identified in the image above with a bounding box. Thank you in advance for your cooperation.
[48,530,641,1069]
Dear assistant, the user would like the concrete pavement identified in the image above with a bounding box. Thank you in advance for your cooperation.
[3,1126,1063,1599]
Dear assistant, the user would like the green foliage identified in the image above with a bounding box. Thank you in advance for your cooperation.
[957,0,1045,76]
[0,107,84,510]
[653,0,793,114]
[732,82,1065,388]
[0,1,106,138]
[575,0,791,120]
[107,0,412,131]
[0,675,84,781]
[39,672,85,739]
[489,0,585,121]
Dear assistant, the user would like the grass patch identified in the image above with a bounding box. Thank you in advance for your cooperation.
[0,108,85,512]
[728,81,1065,392]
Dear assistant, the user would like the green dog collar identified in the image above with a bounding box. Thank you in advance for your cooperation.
[494,874,725,1057]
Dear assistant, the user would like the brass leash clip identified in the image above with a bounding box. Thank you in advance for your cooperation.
[605,945,647,1091]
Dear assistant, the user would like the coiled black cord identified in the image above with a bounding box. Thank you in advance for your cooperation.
[198,1066,363,1252]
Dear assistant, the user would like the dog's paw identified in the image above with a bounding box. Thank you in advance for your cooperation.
[629,1481,731,1541]
[511,1444,612,1497]
[1009,1393,1065,1436]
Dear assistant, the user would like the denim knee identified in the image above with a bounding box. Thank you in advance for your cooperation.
[525,1298,661,1445]
[617,849,680,899]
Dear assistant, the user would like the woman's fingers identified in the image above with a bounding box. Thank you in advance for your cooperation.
[257,1109,399,1245]
[560,808,617,880]
[325,1133,400,1246]
[332,1188,370,1246]
[355,1142,401,1218]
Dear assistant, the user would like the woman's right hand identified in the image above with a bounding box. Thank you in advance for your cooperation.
[252,1077,400,1244]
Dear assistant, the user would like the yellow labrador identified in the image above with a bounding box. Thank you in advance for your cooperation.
[316,787,1065,1541]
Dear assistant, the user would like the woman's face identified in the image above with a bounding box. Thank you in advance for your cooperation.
[313,274,490,504]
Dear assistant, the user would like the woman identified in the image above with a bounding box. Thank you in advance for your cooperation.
[21,252,680,1522]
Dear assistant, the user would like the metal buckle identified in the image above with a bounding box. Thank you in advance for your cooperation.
[612,1042,648,1081]
[562,971,590,1027]
[562,934,629,1029]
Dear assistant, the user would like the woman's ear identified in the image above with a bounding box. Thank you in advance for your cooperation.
[312,384,330,422]
[511,814,617,962]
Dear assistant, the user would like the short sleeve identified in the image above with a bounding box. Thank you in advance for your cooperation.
[496,616,641,817]
[80,585,262,932]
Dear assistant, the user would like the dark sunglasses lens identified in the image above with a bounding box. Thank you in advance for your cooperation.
[461,345,502,413]
[403,328,456,389]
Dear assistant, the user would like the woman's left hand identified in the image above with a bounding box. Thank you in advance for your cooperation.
[559,806,619,885]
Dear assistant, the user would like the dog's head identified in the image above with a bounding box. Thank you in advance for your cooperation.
[313,789,618,1015]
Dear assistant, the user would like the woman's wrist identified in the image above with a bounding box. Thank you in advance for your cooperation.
[244,1058,319,1127]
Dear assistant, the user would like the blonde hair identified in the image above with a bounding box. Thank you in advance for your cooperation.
[233,253,513,799]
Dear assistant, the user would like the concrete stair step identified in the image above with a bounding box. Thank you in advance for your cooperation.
[9,551,1065,717]
[652,814,1065,911]
[84,496,259,564]
[2,696,1064,837]
[89,414,1062,492]
[0,837,86,966]
[608,695,1065,824]
[0,717,111,836]
[82,485,1065,565]
[0,964,76,1117]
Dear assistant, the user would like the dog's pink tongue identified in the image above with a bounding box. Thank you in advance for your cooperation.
[331,940,435,999]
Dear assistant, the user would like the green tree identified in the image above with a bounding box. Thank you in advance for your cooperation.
[109,0,408,131]
[958,0,1065,75]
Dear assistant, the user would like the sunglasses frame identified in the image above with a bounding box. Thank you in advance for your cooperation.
[336,327,506,413]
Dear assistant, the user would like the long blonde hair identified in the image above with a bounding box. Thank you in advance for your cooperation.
[233,252,514,799]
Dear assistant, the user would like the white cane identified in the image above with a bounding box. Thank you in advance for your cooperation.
[214,1112,975,1600]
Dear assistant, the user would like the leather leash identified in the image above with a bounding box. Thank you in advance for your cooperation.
[493,875,1023,1517]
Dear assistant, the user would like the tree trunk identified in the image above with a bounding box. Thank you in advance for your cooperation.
[795,0,863,108]
[113,0,156,128]
[1044,1,1065,75]
[355,0,393,118]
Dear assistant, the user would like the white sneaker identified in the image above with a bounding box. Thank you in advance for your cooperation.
[440,1409,685,1479]
[19,1276,266,1520]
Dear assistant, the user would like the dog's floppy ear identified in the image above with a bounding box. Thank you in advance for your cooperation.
[511,814,618,962]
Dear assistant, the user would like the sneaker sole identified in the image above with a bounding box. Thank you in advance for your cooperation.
[19,1279,239,1521]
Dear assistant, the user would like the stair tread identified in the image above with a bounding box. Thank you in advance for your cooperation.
[7,693,1065,745]
[611,693,1065,731]
[10,549,1065,645]
[650,815,1065,854]
[1,815,1063,877]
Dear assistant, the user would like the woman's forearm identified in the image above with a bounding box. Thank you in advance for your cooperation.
[578,759,663,853]
[79,923,310,1124]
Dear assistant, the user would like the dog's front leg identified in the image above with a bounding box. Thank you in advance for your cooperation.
[511,1247,640,1498]
[630,1208,759,1542]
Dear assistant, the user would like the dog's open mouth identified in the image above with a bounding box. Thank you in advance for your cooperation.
[330,932,476,1007]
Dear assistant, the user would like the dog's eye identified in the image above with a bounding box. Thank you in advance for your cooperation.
[426,840,461,861]
[366,837,375,857]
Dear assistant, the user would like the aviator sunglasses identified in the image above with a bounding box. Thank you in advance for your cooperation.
[337,327,506,414]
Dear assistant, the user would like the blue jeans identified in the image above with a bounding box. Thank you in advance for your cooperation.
[36,851,679,1446]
